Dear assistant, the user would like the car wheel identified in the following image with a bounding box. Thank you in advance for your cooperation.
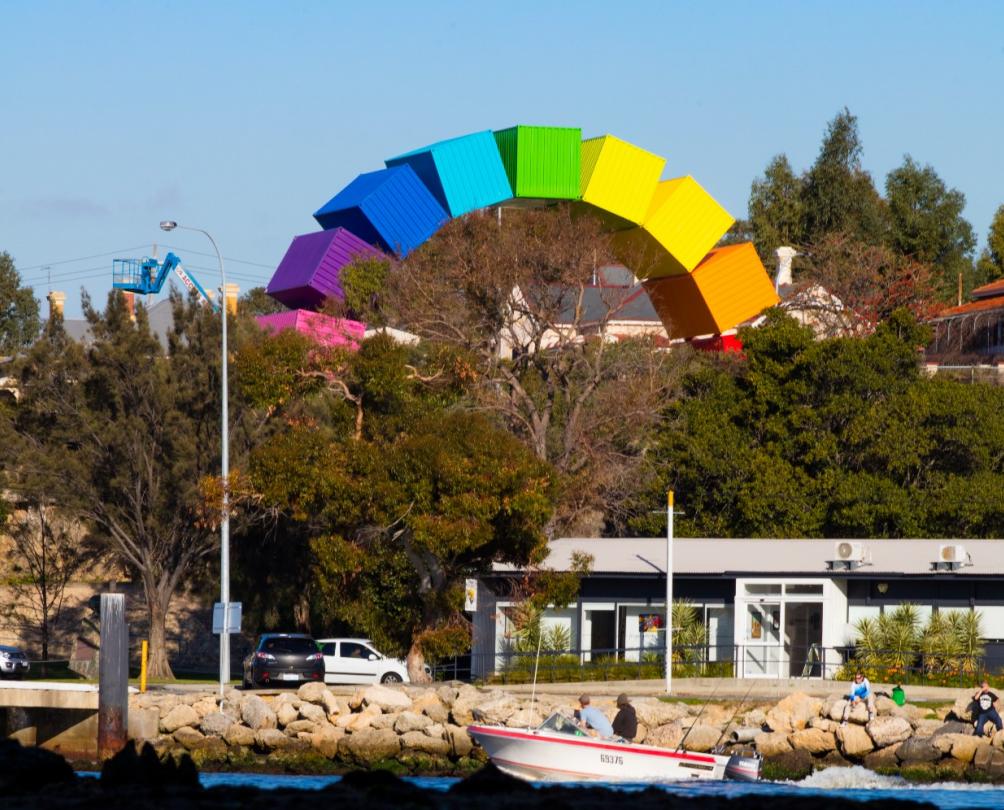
[381,672,403,684]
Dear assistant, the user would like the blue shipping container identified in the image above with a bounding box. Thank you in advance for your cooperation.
[313,164,449,257]
[385,130,513,217]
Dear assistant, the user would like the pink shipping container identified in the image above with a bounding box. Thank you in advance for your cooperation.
[256,309,366,350]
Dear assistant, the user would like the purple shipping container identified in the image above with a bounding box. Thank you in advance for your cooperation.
[256,309,366,350]
[266,228,382,311]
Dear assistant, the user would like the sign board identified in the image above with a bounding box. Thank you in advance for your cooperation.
[212,602,243,634]
[464,579,478,612]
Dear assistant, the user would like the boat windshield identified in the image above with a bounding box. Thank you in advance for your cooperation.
[538,712,586,736]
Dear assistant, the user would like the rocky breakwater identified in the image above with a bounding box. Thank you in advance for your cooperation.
[749,691,1004,781]
[132,682,482,773]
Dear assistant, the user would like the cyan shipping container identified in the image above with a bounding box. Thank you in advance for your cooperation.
[493,125,581,200]
[385,130,513,217]
[266,228,382,311]
[313,165,449,257]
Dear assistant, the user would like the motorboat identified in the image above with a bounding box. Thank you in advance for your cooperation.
[467,712,761,783]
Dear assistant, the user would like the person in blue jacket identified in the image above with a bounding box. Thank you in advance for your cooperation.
[841,670,876,724]
[574,694,614,737]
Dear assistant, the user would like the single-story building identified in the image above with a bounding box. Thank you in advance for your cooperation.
[471,537,1004,680]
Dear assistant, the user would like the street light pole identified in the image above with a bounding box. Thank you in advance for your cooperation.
[160,221,230,698]
[665,490,674,695]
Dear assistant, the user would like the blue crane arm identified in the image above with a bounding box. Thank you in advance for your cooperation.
[112,252,219,312]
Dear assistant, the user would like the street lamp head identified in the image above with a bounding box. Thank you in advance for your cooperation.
[159,220,178,232]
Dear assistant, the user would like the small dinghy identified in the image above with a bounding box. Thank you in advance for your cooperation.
[468,712,761,784]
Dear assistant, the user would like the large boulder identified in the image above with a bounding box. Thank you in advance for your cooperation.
[450,685,485,726]
[401,730,451,756]
[370,713,398,730]
[765,692,822,734]
[789,727,836,755]
[241,696,277,731]
[974,744,1004,778]
[933,733,987,763]
[173,726,206,749]
[827,700,868,725]
[338,728,401,767]
[836,723,874,758]
[931,720,974,738]
[362,685,412,712]
[191,698,218,719]
[896,736,942,763]
[160,704,200,734]
[297,682,329,705]
[866,716,912,748]
[345,704,383,732]
[678,723,722,753]
[809,716,838,733]
[646,722,685,750]
[411,692,449,724]
[471,694,522,725]
[276,703,299,728]
[299,702,327,724]
[199,712,233,738]
[753,731,792,758]
[395,711,432,734]
[321,691,341,718]
[445,724,473,757]
[284,719,320,736]
[912,719,944,738]
[863,743,902,770]
[889,702,929,725]
[225,723,256,747]
[950,695,976,722]
[255,728,292,752]
[633,700,690,728]
[311,725,345,759]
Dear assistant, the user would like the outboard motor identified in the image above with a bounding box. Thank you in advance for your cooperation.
[724,751,762,782]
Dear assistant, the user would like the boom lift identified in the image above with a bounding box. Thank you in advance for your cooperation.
[112,252,219,311]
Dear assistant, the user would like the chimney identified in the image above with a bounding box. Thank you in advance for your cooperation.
[774,246,797,291]
[122,291,136,322]
[223,283,239,316]
[48,290,66,319]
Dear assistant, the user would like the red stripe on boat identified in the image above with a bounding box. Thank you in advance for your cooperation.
[468,725,717,764]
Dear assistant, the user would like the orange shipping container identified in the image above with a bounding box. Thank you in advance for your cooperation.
[644,242,779,338]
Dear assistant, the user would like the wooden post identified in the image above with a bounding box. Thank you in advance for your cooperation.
[140,640,148,693]
[98,593,128,759]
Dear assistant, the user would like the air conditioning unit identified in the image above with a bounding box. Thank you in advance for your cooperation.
[940,544,969,563]
[835,541,865,562]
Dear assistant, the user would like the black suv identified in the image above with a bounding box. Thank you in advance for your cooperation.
[242,633,324,689]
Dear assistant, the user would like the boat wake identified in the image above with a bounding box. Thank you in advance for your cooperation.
[794,765,997,792]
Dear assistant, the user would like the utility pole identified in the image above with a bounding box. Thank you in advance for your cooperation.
[665,490,674,695]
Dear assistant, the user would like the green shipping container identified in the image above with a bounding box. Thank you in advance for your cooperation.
[493,125,581,200]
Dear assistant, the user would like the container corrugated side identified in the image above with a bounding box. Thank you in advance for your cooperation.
[387,130,512,217]
[493,125,581,199]
[579,134,665,226]
[641,177,734,275]
[267,228,380,310]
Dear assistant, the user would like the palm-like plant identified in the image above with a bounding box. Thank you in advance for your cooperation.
[671,600,707,664]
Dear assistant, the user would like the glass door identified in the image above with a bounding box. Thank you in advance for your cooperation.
[743,602,781,677]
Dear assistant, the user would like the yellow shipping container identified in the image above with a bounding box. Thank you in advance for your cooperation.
[613,176,734,279]
[644,242,779,338]
[579,134,665,227]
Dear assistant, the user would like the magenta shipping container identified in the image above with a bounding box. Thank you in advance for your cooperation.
[266,228,382,311]
[256,309,366,350]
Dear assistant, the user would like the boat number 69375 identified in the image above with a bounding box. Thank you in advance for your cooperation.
[600,754,623,765]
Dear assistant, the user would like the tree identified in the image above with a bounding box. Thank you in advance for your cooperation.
[885,156,976,297]
[798,232,943,336]
[236,333,557,680]
[748,154,805,260]
[3,501,88,670]
[975,205,1004,284]
[1,292,227,678]
[381,206,689,534]
[0,252,41,353]
[800,109,886,246]
[238,287,287,317]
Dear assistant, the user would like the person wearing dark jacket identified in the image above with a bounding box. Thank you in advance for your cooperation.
[973,680,1002,737]
[612,693,637,741]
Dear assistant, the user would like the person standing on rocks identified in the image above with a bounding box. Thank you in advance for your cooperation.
[972,680,1002,737]
[841,670,875,725]
[575,694,613,737]
[612,693,637,741]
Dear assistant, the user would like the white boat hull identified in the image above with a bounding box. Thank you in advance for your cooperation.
[468,724,758,783]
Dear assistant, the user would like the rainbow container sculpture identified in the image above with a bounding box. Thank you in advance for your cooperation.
[263,124,780,345]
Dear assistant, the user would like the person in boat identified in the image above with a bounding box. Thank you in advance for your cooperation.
[972,679,1002,737]
[574,694,613,737]
[841,670,875,725]
[612,693,637,741]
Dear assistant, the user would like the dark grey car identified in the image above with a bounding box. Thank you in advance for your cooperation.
[241,633,324,689]
[0,645,30,679]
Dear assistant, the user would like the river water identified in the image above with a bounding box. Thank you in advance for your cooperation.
[82,766,1003,809]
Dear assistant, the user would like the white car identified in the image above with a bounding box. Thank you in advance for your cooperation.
[316,638,410,685]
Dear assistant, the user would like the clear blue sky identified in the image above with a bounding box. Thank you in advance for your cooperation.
[2,1,1002,317]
